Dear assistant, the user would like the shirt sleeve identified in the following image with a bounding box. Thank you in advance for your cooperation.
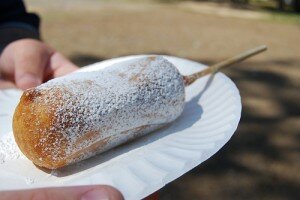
[0,0,40,52]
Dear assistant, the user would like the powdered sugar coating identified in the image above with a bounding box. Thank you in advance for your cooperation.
[0,136,25,164]
[24,56,185,167]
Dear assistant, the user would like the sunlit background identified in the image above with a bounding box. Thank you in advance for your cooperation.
[25,0,300,199]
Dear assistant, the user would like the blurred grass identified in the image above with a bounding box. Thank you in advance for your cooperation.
[155,1,293,25]
[268,11,300,23]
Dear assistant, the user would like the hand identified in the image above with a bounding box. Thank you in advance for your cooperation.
[1,185,123,200]
[0,39,78,90]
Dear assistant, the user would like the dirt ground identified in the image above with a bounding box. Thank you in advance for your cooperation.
[26,1,300,199]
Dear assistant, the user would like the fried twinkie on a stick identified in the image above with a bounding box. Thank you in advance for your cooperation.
[13,46,266,169]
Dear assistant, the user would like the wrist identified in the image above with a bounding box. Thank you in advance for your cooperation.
[0,22,40,54]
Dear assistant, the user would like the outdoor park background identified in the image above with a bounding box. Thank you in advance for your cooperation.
[25,0,299,199]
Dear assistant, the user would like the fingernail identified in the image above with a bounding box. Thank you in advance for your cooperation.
[81,189,110,200]
[17,73,41,90]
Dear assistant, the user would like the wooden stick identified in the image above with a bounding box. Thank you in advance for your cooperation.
[183,45,267,86]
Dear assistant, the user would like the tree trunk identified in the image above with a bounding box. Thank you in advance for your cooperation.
[278,0,284,10]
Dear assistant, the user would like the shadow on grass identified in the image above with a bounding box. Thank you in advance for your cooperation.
[70,54,107,67]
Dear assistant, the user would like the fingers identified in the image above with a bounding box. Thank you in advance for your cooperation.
[13,40,54,90]
[80,186,123,200]
[45,52,78,80]
[0,79,16,89]
[1,185,123,200]
[0,39,78,90]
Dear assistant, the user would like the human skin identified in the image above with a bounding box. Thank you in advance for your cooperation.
[0,185,124,200]
[0,39,78,90]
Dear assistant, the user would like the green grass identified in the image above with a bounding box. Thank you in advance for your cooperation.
[268,11,300,24]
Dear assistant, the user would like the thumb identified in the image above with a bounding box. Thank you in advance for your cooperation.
[14,43,52,90]
[1,185,123,200]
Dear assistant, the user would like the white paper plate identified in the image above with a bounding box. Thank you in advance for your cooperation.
[0,55,241,199]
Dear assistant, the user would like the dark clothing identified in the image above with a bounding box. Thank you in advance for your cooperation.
[0,0,40,52]
[0,0,39,29]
